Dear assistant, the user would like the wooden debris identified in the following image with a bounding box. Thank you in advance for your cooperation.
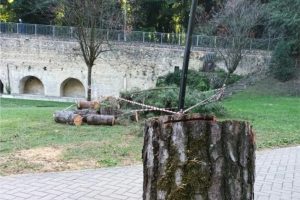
[53,111,83,126]
[86,114,115,126]
[74,109,98,122]
[77,100,100,110]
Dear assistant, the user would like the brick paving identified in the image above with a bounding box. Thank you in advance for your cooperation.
[0,146,299,200]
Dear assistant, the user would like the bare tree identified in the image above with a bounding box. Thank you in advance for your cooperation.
[63,0,121,100]
[211,0,265,78]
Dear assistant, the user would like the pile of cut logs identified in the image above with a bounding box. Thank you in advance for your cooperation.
[53,100,117,126]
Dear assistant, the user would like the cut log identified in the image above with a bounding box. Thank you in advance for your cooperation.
[86,114,115,126]
[77,100,100,110]
[74,109,98,122]
[143,114,255,200]
[129,111,139,122]
[53,111,83,126]
[99,107,123,118]
[74,109,98,115]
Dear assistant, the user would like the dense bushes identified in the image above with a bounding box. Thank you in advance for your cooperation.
[120,69,243,117]
[270,41,296,82]
[156,70,210,91]
[120,86,226,117]
[156,69,241,90]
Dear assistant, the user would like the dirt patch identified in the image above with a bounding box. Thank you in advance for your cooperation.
[16,147,62,162]
[0,146,98,175]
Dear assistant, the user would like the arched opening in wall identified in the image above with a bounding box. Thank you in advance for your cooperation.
[20,76,44,95]
[61,78,85,98]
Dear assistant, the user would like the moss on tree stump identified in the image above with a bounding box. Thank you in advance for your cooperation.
[143,114,255,200]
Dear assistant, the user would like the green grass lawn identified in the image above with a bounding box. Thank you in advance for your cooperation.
[0,98,143,175]
[0,84,299,175]
[223,89,300,148]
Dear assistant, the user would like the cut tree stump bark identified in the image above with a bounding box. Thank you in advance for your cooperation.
[53,111,83,126]
[86,114,115,126]
[143,114,255,200]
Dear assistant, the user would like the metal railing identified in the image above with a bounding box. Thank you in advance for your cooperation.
[0,22,279,51]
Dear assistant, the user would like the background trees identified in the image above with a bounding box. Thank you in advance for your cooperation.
[267,0,300,56]
[128,0,223,33]
[0,0,16,22]
[0,0,58,24]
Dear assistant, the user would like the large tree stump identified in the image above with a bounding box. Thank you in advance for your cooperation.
[143,114,255,200]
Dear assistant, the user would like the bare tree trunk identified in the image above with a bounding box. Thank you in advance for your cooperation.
[143,114,255,200]
[87,66,92,101]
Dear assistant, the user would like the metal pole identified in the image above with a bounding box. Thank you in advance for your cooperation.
[178,0,198,112]
[124,1,127,42]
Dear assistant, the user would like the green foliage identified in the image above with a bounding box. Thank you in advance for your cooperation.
[156,69,241,90]
[0,0,16,22]
[156,70,210,91]
[267,0,300,55]
[270,41,296,82]
[11,0,58,24]
[120,87,226,116]
[121,69,241,116]
[0,0,61,24]
[131,0,224,33]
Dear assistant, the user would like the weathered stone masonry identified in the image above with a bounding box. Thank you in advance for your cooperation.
[0,34,270,99]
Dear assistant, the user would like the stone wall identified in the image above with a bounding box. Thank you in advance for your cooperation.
[0,34,271,99]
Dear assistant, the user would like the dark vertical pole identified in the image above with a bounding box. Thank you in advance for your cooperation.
[178,0,198,112]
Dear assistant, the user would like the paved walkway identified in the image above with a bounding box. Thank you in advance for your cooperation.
[0,146,299,200]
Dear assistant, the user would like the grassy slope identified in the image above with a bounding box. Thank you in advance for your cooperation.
[0,98,143,175]
[223,78,300,148]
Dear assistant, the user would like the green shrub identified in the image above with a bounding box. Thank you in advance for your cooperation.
[120,69,242,117]
[156,70,210,91]
[120,87,226,117]
[157,69,242,90]
[270,41,296,82]
[205,69,242,89]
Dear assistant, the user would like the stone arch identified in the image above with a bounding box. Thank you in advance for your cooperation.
[60,78,85,98]
[20,76,44,95]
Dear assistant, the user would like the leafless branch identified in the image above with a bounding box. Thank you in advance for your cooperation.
[211,0,266,75]
[62,0,122,100]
